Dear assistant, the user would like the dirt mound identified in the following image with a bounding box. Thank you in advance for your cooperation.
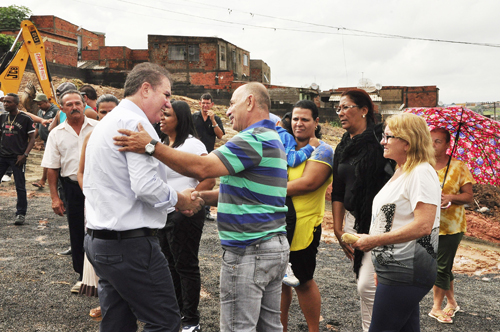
[469,184,500,221]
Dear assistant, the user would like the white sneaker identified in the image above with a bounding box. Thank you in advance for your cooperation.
[71,281,82,293]
[182,324,201,332]
[2,175,11,182]
[283,262,300,287]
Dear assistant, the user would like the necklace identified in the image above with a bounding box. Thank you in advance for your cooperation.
[8,112,19,131]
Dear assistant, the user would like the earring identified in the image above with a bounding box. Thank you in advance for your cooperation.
[362,114,366,118]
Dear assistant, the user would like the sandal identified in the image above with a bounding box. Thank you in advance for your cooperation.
[428,312,453,324]
[89,306,102,318]
[443,305,460,317]
[32,182,44,189]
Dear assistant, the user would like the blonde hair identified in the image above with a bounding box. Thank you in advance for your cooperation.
[386,113,435,174]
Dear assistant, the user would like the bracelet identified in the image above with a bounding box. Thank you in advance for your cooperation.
[23,153,29,157]
[212,124,218,128]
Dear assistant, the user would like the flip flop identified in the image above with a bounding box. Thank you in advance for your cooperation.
[32,182,44,189]
[428,312,453,324]
[443,305,460,318]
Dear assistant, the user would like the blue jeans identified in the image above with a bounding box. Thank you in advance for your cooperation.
[0,156,27,216]
[220,234,289,332]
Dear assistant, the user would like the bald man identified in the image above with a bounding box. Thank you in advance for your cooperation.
[114,82,289,332]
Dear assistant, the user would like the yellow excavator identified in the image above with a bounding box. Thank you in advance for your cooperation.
[0,20,58,110]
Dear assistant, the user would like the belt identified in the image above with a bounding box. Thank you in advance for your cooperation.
[87,228,157,240]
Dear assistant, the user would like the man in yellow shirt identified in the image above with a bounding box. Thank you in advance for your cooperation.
[428,128,474,324]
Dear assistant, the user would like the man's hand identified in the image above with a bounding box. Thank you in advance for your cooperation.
[41,118,53,127]
[441,194,453,208]
[52,197,66,216]
[114,123,153,153]
[207,110,215,121]
[309,137,320,148]
[176,188,205,216]
[16,154,27,167]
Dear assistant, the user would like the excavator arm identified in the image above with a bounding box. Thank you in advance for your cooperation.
[0,20,58,109]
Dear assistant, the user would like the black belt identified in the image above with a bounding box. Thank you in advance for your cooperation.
[60,176,79,186]
[87,228,157,240]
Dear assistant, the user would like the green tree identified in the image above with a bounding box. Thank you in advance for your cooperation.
[0,33,19,53]
[0,5,32,30]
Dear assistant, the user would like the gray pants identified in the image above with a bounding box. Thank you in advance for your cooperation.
[85,234,180,332]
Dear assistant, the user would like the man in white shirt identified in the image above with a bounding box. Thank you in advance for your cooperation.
[83,62,204,332]
[41,90,98,293]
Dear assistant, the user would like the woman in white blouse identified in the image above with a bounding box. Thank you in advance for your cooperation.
[158,100,216,332]
[352,113,441,332]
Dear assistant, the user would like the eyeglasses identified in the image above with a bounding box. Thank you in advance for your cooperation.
[336,105,358,115]
[381,133,402,142]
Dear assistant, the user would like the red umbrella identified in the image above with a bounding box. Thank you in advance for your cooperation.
[405,106,500,187]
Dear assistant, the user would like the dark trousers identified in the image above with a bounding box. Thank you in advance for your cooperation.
[158,209,204,326]
[369,283,431,332]
[0,157,27,216]
[61,178,84,278]
[85,234,181,332]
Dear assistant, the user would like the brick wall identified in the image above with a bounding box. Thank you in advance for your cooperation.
[82,49,98,61]
[189,71,234,90]
[406,86,438,107]
[249,59,270,83]
[97,46,133,70]
[97,34,105,47]
[34,30,78,67]
[31,16,104,51]
[131,50,149,61]
[149,35,251,86]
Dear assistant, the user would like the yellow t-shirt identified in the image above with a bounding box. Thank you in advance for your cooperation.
[437,158,475,235]
[288,142,333,251]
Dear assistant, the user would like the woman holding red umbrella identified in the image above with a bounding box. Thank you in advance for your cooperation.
[428,128,474,324]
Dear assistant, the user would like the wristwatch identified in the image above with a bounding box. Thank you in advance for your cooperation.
[145,139,158,156]
[23,153,29,157]
[212,124,218,128]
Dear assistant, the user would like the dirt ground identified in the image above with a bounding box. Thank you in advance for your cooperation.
[1,188,499,332]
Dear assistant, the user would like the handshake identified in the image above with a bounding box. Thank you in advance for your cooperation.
[176,188,206,217]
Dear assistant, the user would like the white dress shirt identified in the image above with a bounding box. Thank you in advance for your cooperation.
[83,99,178,231]
[41,115,98,181]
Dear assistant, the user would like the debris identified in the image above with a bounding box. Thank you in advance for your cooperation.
[37,219,49,230]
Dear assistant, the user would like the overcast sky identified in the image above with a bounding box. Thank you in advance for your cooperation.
[15,0,500,104]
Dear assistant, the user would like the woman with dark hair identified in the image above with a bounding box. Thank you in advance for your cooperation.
[331,88,393,331]
[158,100,215,332]
[281,100,334,332]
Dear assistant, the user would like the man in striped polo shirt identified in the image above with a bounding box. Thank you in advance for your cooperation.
[115,82,289,332]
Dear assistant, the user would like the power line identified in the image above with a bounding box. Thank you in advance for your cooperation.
[74,0,500,48]
[174,0,500,48]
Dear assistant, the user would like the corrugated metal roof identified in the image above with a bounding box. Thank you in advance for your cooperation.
[77,61,107,70]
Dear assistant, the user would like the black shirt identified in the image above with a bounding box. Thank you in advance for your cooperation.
[36,104,59,143]
[0,111,35,158]
[192,111,225,153]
